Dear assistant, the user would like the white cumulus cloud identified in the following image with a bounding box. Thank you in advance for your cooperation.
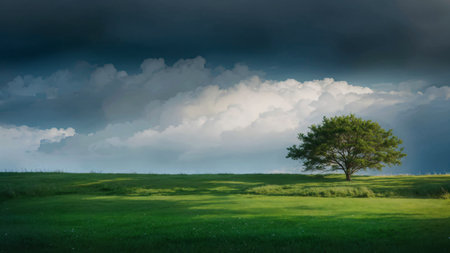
[47,75,449,173]
[1,57,449,173]
[0,125,75,169]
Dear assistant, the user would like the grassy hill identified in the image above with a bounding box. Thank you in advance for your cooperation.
[1,173,449,252]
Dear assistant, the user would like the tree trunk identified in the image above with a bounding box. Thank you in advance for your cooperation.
[345,172,352,181]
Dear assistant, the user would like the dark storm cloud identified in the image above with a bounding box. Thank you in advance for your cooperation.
[1,0,450,84]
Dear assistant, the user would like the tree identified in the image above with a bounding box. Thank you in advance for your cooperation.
[286,114,406,181]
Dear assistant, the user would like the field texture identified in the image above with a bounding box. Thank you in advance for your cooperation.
[1,173,449,252]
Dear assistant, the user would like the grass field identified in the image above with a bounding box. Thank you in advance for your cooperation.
[1,173,449,252]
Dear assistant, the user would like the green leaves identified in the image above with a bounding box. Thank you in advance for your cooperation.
[286,114,406,180]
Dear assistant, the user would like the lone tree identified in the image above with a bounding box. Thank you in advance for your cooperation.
[286,114,406,181]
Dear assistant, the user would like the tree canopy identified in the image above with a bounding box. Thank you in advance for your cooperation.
[286,114,406,181]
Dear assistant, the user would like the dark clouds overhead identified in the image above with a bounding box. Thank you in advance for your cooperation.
[1,0,450,84]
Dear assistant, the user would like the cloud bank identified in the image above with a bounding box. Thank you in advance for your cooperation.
[2,0,450,86]
[0,125,75,169]
[0,57,449,174]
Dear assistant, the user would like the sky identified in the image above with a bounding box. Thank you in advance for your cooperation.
[0,0,449,174]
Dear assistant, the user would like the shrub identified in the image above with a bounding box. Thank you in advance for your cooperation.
[246,185,375,198]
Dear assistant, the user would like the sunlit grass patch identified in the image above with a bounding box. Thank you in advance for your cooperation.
[130,187,197,195]
[208,186,239,192]
[75,178,134,186]
[246,185,376,197]
[207,180,261,185]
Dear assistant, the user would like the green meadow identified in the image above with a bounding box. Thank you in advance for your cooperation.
[1,173,449,252]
